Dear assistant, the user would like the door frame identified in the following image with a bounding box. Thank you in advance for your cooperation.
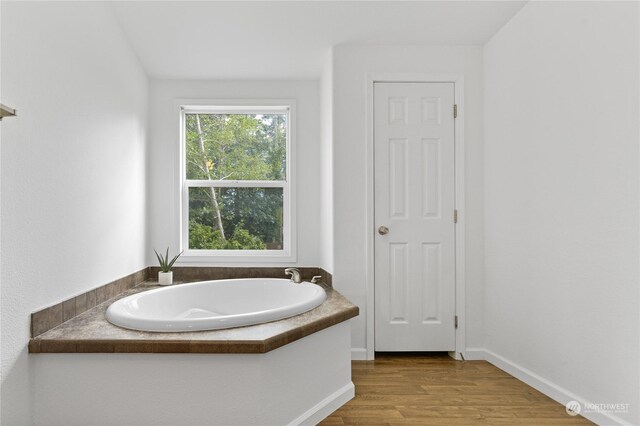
[365,73,466,360]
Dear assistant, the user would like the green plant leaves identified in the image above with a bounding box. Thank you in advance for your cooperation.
[154,247,182,272]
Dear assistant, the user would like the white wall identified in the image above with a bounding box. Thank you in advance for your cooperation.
[331,45,485,356]
[319,50,334,273]
[33,323,352,426]
[0,3,4,423]
[484,2,639,425]
[148,79,320,267]
[0,2,149,424]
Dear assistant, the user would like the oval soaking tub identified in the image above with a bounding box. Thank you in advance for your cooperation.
[106,278,327,332]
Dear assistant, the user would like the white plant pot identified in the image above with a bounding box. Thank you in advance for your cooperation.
[158,271,173,286]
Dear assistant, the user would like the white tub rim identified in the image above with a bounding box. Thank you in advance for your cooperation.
[105,277,327,332]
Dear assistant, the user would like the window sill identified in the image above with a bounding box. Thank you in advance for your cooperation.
[178,251,296,265]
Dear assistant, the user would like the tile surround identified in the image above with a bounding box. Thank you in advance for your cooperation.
[31,268,149,337]
[29,276,356,354]
[31,267,334,338]
[148,266,332,286]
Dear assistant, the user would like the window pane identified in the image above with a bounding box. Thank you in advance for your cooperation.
[185,113,286,181]
[188,187,284,250]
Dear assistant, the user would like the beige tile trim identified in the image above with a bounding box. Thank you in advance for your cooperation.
[30,268,149,337]
[31,266,333,338]
[147,266,332,286]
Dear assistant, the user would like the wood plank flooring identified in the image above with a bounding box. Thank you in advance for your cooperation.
[320,353,593,425]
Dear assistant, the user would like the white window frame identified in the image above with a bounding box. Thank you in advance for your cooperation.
[179,100,296,263]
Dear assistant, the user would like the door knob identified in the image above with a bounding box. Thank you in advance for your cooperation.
[378,225,389,235]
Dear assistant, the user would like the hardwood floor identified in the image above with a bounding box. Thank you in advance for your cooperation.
[320,353,593,425]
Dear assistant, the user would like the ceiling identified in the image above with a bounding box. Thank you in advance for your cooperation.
[112,1,527,80]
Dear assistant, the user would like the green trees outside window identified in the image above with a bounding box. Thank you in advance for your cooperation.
[184,112,287,251]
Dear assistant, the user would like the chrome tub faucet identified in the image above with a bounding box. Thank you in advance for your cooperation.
[284,268,302,283]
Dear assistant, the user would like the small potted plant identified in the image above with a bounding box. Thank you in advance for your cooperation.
[154,247,183,285]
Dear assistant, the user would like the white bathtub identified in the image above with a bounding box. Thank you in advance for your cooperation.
[105,278,327,332]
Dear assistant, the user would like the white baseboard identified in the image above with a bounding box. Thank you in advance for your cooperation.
[460,347,486,361]
[351,348,368,360]
[483,349,633,426]
[289,382,355,426]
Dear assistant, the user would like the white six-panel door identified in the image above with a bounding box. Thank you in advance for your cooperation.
[374,82,456,352]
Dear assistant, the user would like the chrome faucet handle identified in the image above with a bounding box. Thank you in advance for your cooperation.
[310,276,322,284]
[284,267,302,283]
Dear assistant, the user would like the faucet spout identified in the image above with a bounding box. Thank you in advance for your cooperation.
[284,268,302,284]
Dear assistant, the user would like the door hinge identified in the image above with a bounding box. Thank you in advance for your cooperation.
[453,104,458,119]
[454,209,458,224]
[455,315,458,329]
